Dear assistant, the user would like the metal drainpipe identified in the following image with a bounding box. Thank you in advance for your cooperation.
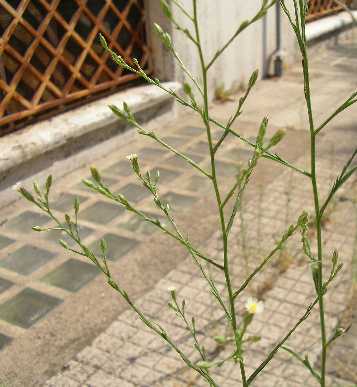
[274,1,283,77]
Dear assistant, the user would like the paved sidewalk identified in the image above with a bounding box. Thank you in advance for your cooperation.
[0,35,356,386]
[44,153,357,387]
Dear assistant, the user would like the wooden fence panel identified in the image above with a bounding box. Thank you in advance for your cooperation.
[0,0,151,134]
[307,0,351,22]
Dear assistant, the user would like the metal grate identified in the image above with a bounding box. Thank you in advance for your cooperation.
[307,0,351,22]
[0,0,151,134]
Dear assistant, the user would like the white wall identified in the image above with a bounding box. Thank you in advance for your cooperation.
[146,1,297,100]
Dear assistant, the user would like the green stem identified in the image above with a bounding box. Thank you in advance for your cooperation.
[192,1,247,385]
[240,360,248,386]
[301,37,327,387]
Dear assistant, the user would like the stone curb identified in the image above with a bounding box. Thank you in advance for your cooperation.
[0,82,181,190]
[306,10,357,42]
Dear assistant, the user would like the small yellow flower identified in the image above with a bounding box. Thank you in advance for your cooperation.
[126,154,138,161]
[245,297,264,315]
[167,286,176,292]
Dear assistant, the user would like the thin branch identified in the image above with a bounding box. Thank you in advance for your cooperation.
[315,91,357,135]
[247,297,319,385]
[209,117,311,177]
[171,48,204,95]
[206,0,277,70]
[213,70,259,153]
[319,149,357,217]
[84,179,224,271]
[171,0,194,21]
[139,129,212,179]
[233,217,302,299]
[281,346,321,382]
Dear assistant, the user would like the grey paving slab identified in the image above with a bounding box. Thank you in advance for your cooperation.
[0,288,62,328]
[5,210,50,232]
[0,277,13,294]
[139,147,169,160]
[0,245,56,275]
[80,201,125,224]
[187,141,209,155]
[178,126,205,137]
[162,191,198,210]
[0,235,15,250]
[183,175,211,192]
[223,148,253,163]
[74,176,117,192]
[90,233,138,261]
[41,259,100,292]
[149,167,181,184]
[52,193,88,213]
[0,332,12,350]
[42,224,94,247]
[161,136,188,148]
[118,183,151,203]
[117,213,163,236]
[204,159,240,178]
[102,160,134,177]
[165,153,205,169]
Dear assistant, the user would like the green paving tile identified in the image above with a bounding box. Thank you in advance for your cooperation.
[0,245,56,275]
[52,193,88,212]
[0,278,13,294]
[41,259,99,292]
[118,183,151,203]
[0,288,62,328]
[90,233,138,261]
[80,201,124,224]
[162,192,198,210]
[178,126,204,136]
[5,211,49,233]
[0,332,12,350]
[166,153,204,169]
[0,235,14,250]
[149,168,180,185]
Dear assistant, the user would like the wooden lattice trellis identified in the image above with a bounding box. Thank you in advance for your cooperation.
[307,0,352,22]
[0,0,152,134]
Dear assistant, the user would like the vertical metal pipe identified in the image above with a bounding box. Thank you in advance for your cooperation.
[274,1,283,77]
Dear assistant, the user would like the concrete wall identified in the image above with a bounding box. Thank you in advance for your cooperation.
[146,1,298,99]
